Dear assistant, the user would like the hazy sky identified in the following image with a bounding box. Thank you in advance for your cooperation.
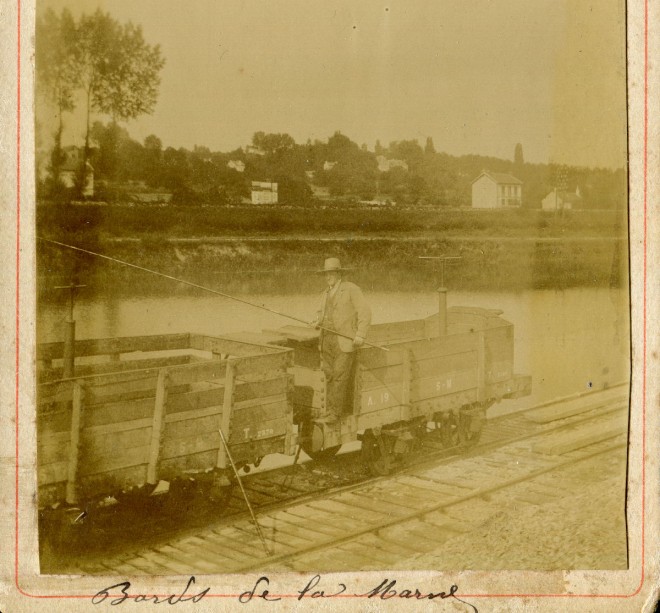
[38,0,628,168]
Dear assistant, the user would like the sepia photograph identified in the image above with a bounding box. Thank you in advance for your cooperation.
[5,0,657,609]
[33,0,631,576]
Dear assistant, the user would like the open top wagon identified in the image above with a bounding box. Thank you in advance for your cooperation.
[37,333,296,518]
[37,291,531,546]
[263,296,532,474]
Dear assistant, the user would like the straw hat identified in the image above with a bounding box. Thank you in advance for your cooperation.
[317,257,351,273]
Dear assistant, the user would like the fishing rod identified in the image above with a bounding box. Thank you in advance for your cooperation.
[38,237,390,352]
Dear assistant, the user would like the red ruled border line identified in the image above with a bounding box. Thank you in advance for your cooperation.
[13,0,650,601]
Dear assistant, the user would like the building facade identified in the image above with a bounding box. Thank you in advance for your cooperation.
[541,189,582,211]
[251,181,278,204]
[471,171,522,209]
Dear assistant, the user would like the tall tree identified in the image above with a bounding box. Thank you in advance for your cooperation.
[74,9,165,196]
[425,136,436,155]
[514,142,524,165]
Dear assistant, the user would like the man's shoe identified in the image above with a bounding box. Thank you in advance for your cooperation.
[315,412,339,423]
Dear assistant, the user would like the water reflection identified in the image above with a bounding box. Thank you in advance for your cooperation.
[37,275,630,410]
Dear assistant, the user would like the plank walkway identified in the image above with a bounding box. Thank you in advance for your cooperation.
[80,404,628,576]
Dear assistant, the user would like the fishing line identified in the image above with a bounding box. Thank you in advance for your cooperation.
[38,237,389,352]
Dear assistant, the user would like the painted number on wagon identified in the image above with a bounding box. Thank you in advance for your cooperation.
[366,392,390,406]
[242,427,274,440]
[436,378,452,391]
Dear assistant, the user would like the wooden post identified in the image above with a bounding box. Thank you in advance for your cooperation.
[216,360,236,470]
[65,381,84,505]
[401,349,412,414]
[54,283,86,378]
[476,330,486,402]
[146,369,169,485]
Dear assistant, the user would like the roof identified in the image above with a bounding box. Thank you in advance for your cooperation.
[472,171,522,185]
[557,191,582,203]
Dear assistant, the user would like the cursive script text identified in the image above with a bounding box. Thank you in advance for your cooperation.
[92,576,209,605]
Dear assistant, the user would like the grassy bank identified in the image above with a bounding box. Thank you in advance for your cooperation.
[37,234,627,298]
[37,203,627,241]
[36,202,628,295]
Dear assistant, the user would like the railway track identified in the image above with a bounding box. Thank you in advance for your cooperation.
[47,385,628,574]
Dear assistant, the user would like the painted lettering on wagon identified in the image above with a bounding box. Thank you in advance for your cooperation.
[366,392,390,406]
[436,378,453,391]
[242,427,274,440]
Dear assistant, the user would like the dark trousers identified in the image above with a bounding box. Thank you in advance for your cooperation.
[320,334,355,416]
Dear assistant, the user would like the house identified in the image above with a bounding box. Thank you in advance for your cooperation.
[310,185,330,198]
[245,145,266,156]
[60,146,94,197]
[228,160,245,172]
[542,189,582,211]
[323,161,337,171]
[376,156,409,173]
[471,171,522,209]
[251,181,278,204]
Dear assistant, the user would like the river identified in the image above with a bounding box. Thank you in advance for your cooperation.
[38,281,630,412]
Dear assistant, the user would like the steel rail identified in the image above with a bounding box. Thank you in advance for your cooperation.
[233,439,627,572]
[69,395,628,570]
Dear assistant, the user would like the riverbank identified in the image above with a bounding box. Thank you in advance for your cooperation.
[36,202,628,295]
[37,234,627,298]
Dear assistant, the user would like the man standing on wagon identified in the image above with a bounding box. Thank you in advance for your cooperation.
[313,258,371,421]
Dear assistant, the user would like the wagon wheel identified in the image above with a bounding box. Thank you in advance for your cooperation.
[458,411,483,448]
[207,479,235,509]
[41,506,89,554]
[300,420,341,461]
[439,414,461,449]
[411,420,429,452]
[361,429,391,476]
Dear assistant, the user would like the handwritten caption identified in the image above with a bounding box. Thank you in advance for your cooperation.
[92,575,478,611]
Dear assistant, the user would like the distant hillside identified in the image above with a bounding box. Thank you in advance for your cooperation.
[38,123,627,210]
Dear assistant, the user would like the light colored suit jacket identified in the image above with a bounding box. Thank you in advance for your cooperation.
[317,280,372,352]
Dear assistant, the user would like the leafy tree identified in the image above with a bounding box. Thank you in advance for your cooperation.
[389,139,424,172]
[251,132,296,155]
[143,135,163,187]
[74,9,164,196]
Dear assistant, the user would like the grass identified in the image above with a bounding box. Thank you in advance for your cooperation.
[37,203,627,241]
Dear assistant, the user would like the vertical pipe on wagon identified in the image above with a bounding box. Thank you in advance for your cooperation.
[437,287,447,336]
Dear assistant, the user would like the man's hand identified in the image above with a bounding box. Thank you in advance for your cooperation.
[353,336,365,348]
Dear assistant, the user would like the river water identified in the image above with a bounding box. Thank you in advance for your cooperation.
[38,281,630,412]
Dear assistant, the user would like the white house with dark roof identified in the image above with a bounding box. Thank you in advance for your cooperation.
[471,171,522,209]
[541,188,582,211]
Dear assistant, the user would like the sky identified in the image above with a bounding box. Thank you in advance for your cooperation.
[37,0,628,168]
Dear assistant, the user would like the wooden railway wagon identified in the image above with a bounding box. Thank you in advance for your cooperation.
[37,296,530,541]
[37,333,296,517]
[262,301,532,475]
